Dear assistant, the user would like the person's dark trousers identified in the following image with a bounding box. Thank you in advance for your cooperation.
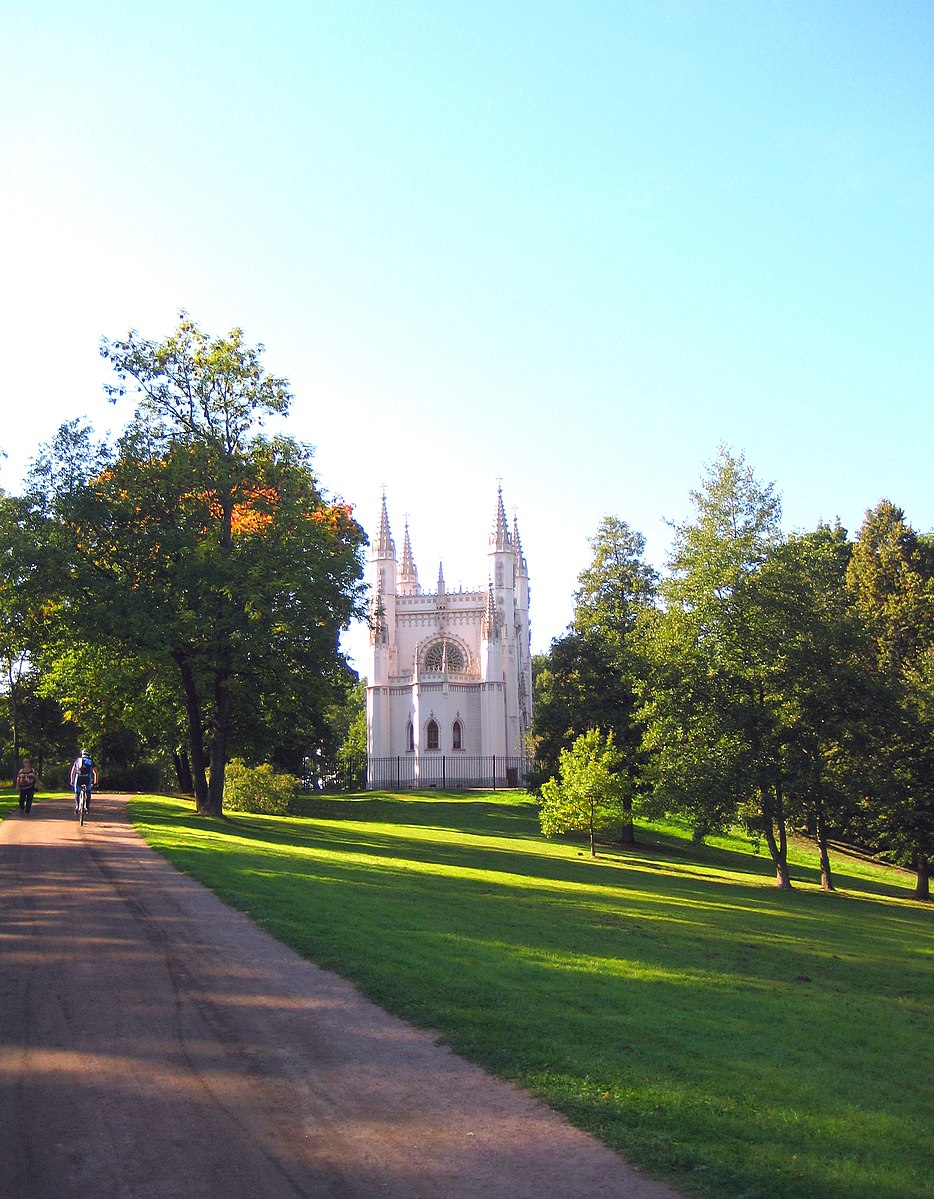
[20,789,35,814]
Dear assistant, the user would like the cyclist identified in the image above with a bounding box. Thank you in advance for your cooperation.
[70,749,99,814]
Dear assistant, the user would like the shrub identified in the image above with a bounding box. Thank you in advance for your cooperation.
[223,759,298,815]
[103,761,166,793]
[37,762,71,790]
[539,729,628,856]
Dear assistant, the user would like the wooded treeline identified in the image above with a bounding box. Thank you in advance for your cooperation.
[531,448,934,899]
[0,315,367,816]
[3,316,932,874]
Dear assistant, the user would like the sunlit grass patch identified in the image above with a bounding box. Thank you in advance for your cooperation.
[129,792,934,1199]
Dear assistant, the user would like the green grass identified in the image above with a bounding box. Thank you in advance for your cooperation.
[119,793,931,1198]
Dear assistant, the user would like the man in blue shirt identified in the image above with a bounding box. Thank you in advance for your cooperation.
[70,749,99,814]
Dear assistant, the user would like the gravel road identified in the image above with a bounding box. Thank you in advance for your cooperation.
[0,794,682,1199]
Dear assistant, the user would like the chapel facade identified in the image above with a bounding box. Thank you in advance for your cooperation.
[366,488,533,787]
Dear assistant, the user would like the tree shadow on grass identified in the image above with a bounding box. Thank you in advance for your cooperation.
[129,795,934,1199]
[132,795,924,921]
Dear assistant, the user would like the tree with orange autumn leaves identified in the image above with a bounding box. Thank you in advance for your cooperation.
[28,316,366,816]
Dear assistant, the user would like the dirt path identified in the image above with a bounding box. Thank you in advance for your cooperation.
[0,794,683,1199]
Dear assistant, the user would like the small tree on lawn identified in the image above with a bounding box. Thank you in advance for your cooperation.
[539,729,627,857]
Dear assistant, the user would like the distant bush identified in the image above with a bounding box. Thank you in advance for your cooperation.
[38,762,71,790]
[223,759,299,815]
[103,761,166,793]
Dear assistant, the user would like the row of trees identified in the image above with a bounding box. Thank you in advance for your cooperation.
[533,448,934,898]
[1,315,367,815]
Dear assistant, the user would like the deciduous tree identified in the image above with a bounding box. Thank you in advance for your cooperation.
[28,316,367,816]
[0,490,52,773]
[847,501,934,898]
[640,448,795,885]
[758,524,880,891]
[539,728,628,857]
[531,517,656,844]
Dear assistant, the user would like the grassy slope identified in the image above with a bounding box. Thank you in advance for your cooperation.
[119,791,934,1199]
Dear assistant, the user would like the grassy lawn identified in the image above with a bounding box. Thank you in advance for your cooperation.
[115,791,934,1199]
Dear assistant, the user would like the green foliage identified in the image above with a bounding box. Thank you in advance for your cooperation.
[530,516,655,834]
[333,678,367,770]
[531,630,634,777]
[846,500,934,675]
[222,758,298,815]
[539,728,628,854]
[640,447,795,880]
[26,315,367,817]
[846,501,934,893]
[757,524,882,888]
[0,489,57,767]
[572,515,658,642]
[103,759,165,793]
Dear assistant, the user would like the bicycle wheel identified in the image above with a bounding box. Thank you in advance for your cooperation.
[78,786,86,826]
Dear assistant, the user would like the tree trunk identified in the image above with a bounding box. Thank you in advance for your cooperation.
[174,653,210,811]
[815,807,835,892]
[202,492,235,820]
[173,748,194,796]
[762,787,792,890]
[206,664,231,818]
[6,661,20,771]
[618,795,636,847]
[914,854,930,901]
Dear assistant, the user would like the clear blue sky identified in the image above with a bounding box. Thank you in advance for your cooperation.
[2,1,933,671]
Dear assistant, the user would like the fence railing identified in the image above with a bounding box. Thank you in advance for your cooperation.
[310,753,534,793]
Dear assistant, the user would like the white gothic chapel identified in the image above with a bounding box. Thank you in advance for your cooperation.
[366,489,533,788]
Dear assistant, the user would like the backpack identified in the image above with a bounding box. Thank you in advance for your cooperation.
[75,755,93,779]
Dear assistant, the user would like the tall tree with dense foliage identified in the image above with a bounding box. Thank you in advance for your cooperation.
[28,316,367,816]
[572,516,659,643]
[846,500,934,898]
[0,490,52,772]
[531,516,656,844]
[640,448,797,884]
[758,524,881,891]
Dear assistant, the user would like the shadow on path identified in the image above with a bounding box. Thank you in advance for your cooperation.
[0,796,681,1199]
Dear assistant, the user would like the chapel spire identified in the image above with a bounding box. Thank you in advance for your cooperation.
[490,485,512,552]
[399,520,418,585]
[373,491,396,560]
[513,514,527,575]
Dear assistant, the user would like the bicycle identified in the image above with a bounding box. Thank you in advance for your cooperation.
[76,781,89,826]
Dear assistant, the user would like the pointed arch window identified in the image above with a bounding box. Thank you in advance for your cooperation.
[426,719,440,751]
[452,720,463,751]
[406,719,414,753]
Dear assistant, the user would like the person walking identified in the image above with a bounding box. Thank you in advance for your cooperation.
[15,758,39,815]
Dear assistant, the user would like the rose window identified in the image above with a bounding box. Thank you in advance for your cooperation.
[424,641,466,673]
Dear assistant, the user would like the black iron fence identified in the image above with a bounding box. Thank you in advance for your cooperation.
[310,753,534,793]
